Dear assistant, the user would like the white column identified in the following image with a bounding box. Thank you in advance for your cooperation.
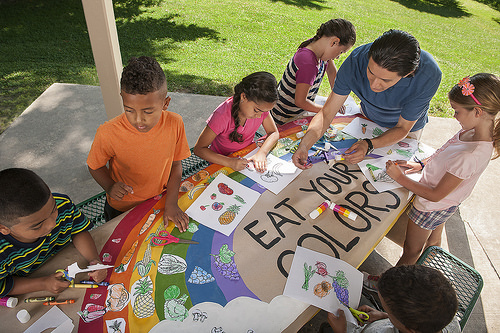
[81,0,123,120]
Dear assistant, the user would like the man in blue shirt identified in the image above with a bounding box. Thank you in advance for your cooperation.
[293,30,442,167]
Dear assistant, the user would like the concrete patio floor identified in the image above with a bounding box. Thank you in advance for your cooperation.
[0,83,497,332]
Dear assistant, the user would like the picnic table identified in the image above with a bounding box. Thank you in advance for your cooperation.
[2,115,413,333]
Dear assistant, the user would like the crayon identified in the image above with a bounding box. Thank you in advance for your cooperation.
[70,283,98,289]
[43,299,75,306]
[329,202,357,221]
[309,200,331,219]
[24,296,55,303]
[79,280,110,287]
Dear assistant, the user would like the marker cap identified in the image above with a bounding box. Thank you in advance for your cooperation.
[17,309,30,323]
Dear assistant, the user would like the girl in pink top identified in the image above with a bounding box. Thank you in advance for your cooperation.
[194,72,279,172]
[385,73,500,266]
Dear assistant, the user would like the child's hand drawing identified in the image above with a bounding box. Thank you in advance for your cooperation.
[247,151,268,173]
[164,205,189,233]
[385,160,404,182]
[109,182,134,201]
[229,157,249,171]
[392,160,422,174]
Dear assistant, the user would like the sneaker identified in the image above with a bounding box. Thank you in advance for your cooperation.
[362,272,380,292]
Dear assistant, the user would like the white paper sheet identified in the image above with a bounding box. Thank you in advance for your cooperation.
[239,149,302,195]
[24,306,71,333]
[185,173,260,236]
[283,246,363,325]
[342,117,388,140]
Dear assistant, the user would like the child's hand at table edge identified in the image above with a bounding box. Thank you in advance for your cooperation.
[44,271,71,293]
[108,182,134,201]
[327,310,347,333]
[247,152,268,173]
[164,204,189,233]
[87,259,108,283]
[385,160,405,182]
[394,160,422,174]
[292,147,312,170]
[229,157,249,171]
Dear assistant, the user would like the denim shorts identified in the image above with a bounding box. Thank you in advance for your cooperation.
[408,204,459,231]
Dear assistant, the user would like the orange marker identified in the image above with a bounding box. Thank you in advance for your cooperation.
[43,299,75,306]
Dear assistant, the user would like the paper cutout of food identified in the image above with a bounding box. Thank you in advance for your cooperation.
[106,283,130,312]
[217,183,234,195]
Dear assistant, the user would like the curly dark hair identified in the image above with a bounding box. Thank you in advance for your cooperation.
[0,168,51,227]
[368,29,421,77]
[378,265,458,333]
[229,72,278,143]
[120,56,167,94]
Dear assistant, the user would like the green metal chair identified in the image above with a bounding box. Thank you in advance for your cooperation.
[76,149,210,229]
[416,246,483,330]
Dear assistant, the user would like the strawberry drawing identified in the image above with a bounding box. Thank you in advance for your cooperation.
[210,193,217,200]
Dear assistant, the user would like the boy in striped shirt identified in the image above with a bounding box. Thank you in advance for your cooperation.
[0,168,107,297]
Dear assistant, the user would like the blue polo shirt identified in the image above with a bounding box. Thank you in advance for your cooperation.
[333,43,441,131]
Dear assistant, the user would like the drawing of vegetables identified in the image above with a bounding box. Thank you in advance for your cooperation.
[372,127,384,137]
[115,240,139,273]
[314,281,333,298]
[218,183,234,195]
[133,240,156,277]
[158,254,187,275]
[211,202,224,211]
[361,123,367,134]
[78,303,107,323]
[302,263,316,290]
[139,209,160,235]
[108,320,122,333]
[234,195,246,204]
[133,277,155,318]
[164,285,189,321]
[218,204,240,225]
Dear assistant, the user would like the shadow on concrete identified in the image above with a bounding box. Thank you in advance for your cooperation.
[269,0,330,10]
[389,0,471,17]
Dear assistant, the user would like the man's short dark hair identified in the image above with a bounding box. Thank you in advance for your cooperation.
[368,30,421,77]
[120,56,167,95]
[0,168,51,227]
[378,265,458,333]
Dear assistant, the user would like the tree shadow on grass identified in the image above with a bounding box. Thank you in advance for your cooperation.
[390,0,471,17]
[474,0,500,11]
[0,0,228,133]
[269,0,330,10]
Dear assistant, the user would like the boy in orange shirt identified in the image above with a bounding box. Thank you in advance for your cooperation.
[87,56,191,232]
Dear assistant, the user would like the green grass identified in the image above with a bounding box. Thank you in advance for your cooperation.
[1,0,499,132]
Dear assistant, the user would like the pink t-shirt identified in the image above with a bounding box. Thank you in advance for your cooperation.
[414,129,493,211]
[207,96,269,156]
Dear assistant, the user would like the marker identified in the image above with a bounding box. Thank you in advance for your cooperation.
[79,280,109,287]
[70,283,98,289]
[43,299,75,306]
[24,296,55,303]
[309,200,331,219]
[329,202,357,221]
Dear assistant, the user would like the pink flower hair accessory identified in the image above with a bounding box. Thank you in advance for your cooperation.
[458,76,482,105]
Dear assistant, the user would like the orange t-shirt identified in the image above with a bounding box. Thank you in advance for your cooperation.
[87,111,191,211]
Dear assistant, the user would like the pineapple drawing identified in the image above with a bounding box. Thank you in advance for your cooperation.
[218,204,240,225]
[133,276,155,318]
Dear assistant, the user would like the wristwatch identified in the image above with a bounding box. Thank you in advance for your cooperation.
[363,138,374,156]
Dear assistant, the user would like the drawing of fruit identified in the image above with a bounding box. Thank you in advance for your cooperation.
[210,193,217,200]
[200,205,208,211]
[397,141,410,148]
[164,285,189,321]
[331,270,350,305]
[361,123,367,134]
[218,204,240,225]
[315,261,328,277]
[211,244,240,280]
[314,281,333,298]
[217,183,234,195]
[179,181,194,192]
[106,283,129,311]
[133,277,155,318]
[212,202,224,211]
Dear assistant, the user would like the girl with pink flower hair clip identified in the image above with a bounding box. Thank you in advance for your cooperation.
[379,73,500,267]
